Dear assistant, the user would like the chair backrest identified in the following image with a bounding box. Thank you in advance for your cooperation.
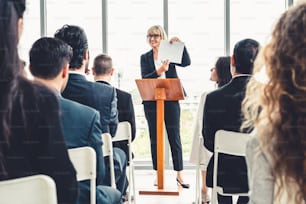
[212,130,250,203]
[112,121,132,161]
[102,133,116,188]
[68,147,96,204]
[214,130,250,156]
[0,174,57,204]
[113,121,132,143]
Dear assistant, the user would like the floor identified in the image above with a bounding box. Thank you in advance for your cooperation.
[131,169,203,204]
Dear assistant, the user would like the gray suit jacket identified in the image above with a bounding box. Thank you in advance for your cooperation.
[59,96,121,204]
[62,73,118,136]
[246,134,274,204]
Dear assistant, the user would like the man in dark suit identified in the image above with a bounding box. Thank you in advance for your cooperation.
[202,39,259,204]
[92,54,136,161]
[54,25,128,198]
[29,37,121,204]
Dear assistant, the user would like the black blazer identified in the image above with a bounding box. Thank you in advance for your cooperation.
[62,73,118,136]
[140,47,191,79]
[202,76,250,193]
[140,47,190,99]
[96,80,136,160]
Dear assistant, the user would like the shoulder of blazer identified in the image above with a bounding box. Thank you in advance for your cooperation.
[60,97,99,119]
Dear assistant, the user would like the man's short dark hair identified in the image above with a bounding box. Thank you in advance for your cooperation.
[93,54,113,75]
[29,37,72,79]
[54,25,88,69]
[233,38,259,74]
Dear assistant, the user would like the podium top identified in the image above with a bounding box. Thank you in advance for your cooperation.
[135,78,185,101]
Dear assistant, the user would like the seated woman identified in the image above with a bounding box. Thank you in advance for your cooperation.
[0,1,78,204]
[189,56,231,203]
[242,2,306,204]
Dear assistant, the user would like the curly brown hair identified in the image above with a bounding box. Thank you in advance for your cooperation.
[242,2,306,203]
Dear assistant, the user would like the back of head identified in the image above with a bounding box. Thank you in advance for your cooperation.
[233,38,259,74]
[215,56,231,87]
[54,25,88,69]
[93,54,113,76]
[0,0,25,80]
[29,37,72,79]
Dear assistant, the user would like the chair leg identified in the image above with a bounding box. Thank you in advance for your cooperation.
[131,164,136,204]
[211,189,217,204]
[195,164,200,204]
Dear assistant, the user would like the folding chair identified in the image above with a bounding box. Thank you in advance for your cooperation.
[102,133,117,189]
[68,147,96,204]
[0,174,57,204]
[112,121,136,203]
[211,130,250,204]
[195,136,203,204]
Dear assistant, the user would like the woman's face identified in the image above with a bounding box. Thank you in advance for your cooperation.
[210,67,218,82]
[147,31,162,49]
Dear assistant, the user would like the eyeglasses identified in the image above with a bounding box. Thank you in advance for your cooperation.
[147,34,161,39]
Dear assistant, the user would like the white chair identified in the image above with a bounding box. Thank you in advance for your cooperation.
[211,130,250,204]
[195,136,203,204]
[112,121,136,204]
[102,133,117,189]
[68,147,96,204]
[0,174,57,204]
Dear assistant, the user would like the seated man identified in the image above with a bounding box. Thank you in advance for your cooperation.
[54,24,128,197]
[202,38,259,204]
[92,54,136,162]
[29,37,121,204]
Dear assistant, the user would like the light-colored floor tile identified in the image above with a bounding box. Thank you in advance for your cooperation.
[132,169,200,204]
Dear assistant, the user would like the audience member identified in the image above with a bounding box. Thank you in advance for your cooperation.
[29,37,122,204]
[189,56,231,203]
[55,25,118,136]
[0,1,78,203]
[202,39,259,204]
[140,25,191,187]
[54,25,128,197]
[92,54,136,162]
[242,2,306,204]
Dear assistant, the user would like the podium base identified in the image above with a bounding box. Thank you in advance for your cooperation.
[139,188,180,196]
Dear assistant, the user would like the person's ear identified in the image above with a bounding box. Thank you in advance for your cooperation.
[92,67,96,76]
[62,63,69,79]
[231,55,235,66]
[17,18,23,41]
[110,68,115,76]
[84,49,89,61]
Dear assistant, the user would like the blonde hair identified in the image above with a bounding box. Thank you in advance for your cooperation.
[242,3,306,203]
[147,25,167,40]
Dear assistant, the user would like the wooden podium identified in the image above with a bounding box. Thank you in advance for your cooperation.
[135,78,184,196]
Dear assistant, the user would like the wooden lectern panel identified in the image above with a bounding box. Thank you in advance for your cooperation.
[135,78,184,101]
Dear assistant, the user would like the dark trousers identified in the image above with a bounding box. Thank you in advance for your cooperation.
[103,147,128,196]
[218,194,249,204]
[143,101,183,171]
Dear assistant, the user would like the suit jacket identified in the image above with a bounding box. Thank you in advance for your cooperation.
[59,96,121,204]
[246,133,274,204]
[140,47,191,79]
[96,81,136,161]
[4,79,78,204]
[202,76,250,193]
[62,73,118,136]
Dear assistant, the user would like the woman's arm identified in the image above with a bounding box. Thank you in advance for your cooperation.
[246,136,275,204]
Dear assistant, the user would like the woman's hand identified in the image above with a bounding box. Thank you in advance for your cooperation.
[169,37,181,44]
[157,59,170,75]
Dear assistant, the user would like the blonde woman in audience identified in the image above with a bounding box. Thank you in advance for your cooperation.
[242,2,306,204]
[189,56,231,203]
